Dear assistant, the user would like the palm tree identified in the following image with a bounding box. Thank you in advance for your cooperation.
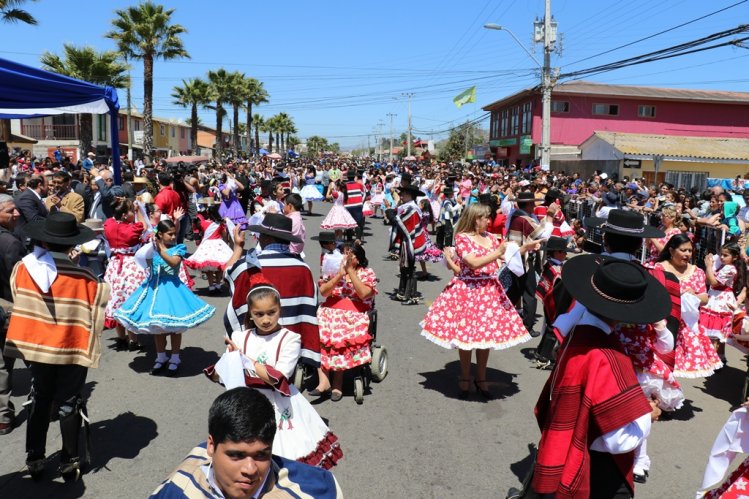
[275,113,296,154]
[306,136,328,158]
[0,0,36,25]
[243,78,268,155]
[253,114,264,153]
[107,1,189,160]
[207,68,234,160]
[40,44,129,155]
[226,71,247,158]
[262,116,277,154]
[172,78,211,155]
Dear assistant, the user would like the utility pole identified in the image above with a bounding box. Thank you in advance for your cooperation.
[402,92,414,157]
[126,64,134,161]
[535,0,557,171]
[386,113,397,163]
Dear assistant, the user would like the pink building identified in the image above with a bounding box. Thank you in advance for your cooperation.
[483,81,749,167]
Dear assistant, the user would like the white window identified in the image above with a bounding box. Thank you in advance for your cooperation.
[638,105,656,118]
[592,103,619,116]
[551,101,569,113]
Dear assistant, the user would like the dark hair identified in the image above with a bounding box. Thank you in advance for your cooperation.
[156,219,176,238]
[350,242,368,268]
[284,193,303,212]
[145,203,160,217]
[603,232,643,255]
[244,283,281,329]
[656,232,693,263]
[720,242,747,295]
[208,387,276,445]
[157,172,172,187]
[27,176,44,190]
[206,205,222,223]
[113,198,134,220]
[52,171,71,182]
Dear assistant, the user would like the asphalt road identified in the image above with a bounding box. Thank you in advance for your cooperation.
[0,205,745,498]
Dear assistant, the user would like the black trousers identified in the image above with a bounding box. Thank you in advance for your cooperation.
[535,323,558,363]
[435,222,453,249]
[398,265,417,300]
[345,205,364,240]
[521,255,539,333]
[26,363,87,461]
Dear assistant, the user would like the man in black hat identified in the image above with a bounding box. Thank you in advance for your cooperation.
[342,169,365,241]
[224,214,325,390]
[389,185,427,305]
[507,190,554,335]
[435,185,461,249]
[4,212,109,481]
[531,255,666,498]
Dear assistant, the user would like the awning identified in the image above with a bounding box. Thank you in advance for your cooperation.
[9,132,37,144]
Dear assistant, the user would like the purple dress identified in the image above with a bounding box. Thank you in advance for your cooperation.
[218,183,248,227]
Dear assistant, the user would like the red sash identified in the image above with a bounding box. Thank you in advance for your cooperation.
[322,296,369,314]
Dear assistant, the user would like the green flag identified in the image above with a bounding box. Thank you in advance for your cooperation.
[453,86,476,109]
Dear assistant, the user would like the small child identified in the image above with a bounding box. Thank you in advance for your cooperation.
[114,220,215,376]
[415,198,444,278]
[77,218,109,279]
[207,278,343,469]
[533,237,571,367]
[185,201,233,293]
[701,242,746,364]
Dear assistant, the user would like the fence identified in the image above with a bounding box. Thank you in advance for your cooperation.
[560,198,726,266]
[20,123,78,140]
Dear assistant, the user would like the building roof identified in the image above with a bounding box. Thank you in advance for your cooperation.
[585,131,749,161]
[482,80,749,111]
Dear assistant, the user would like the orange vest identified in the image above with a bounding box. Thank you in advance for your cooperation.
[5,258,109,368]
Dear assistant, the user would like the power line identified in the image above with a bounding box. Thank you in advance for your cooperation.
[564,0,749,67]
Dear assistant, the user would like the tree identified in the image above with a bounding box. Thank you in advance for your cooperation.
[172,78,212,155]
[207,68,234,160]
[329,142,341,155]
[275,112,296,153]
[107,1,189,159]
[262,115,277,153]
[287,135,301,150]
[252,114,264,153]
[0,0,37,25]
[243,78,268,155]
[439,122,484,161]
[40,44,129,156]
[225,71,248,158]
[305,136,328,158]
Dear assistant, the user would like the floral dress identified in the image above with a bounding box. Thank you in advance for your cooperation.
[317,267,378,370]
[647,227,680,262]
[103,218,147,330]
[420,232,531,350]
[655,263,723,378]
[415,213,444,263]
[700,264,738,341]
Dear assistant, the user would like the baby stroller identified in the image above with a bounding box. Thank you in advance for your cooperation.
[293,300,388,405]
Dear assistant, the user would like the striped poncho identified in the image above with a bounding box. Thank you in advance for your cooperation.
[5,255,110,368]
[224,246,321,367]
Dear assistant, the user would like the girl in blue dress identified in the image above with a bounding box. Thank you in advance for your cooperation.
[114,220,215,376]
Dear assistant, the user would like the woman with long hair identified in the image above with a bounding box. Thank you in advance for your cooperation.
[420,203,540,399]
[654,233,722,377]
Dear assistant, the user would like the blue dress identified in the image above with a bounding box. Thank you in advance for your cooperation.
[114,244,215,334]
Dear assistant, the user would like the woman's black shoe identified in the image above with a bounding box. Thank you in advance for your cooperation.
[474,380,494,400]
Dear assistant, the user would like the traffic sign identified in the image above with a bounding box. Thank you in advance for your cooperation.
[623,158,641,168]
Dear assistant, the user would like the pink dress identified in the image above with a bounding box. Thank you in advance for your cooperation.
[656,263,723,378]
[420,233,531,350]
[317,267,377,370]
[185,221,233,271]
[320,191,358,230]
[647,227,680,262]
[700,264,738,341]
[415,213,444,263]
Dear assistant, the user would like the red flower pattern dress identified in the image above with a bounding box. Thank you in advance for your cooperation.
[700,264,738,341]
[616,321,684,411]
[420,232,531,350]
[317,267,378,370]
[647,227,680,262]
[655,263,723,378]
[103,218,147,330]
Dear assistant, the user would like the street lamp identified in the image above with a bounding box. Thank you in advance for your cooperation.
[484,18,554,171]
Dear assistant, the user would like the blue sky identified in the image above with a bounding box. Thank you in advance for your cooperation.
[3,0,749,149]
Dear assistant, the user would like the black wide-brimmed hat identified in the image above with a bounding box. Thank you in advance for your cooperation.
[541,236,573,253]
[24,212,95,246]
[562,254,670,324]
[397,184,425,198]
[318,231,337,244]
[515,190,543,204]
[248,213,302,244]
[584,209,664,238]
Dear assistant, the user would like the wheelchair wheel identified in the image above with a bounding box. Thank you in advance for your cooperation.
[370,345,388,382]
[353,377,364,405]
[293,365,305,392]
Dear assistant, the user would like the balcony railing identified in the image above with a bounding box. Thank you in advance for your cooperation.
[21,124,79,140]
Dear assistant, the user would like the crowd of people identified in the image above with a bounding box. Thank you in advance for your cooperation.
[4,147,749,496]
